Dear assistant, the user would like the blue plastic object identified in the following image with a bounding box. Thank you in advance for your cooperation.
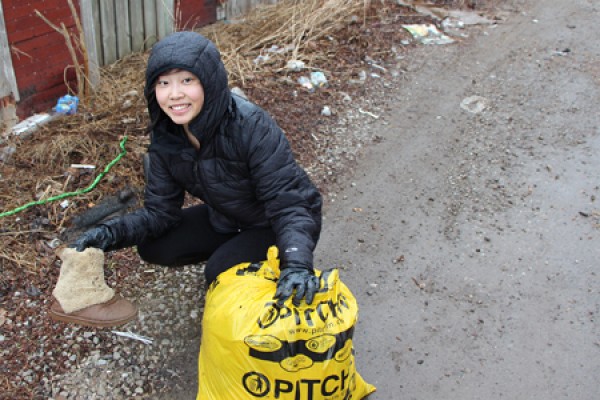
[54,95,79,115]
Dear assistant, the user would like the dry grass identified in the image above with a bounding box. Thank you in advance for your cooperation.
[203,0,371,85]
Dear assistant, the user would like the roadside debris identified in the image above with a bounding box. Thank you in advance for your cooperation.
[358,108,380,119]
[285,59,306,71]
[297,76,314,91]
[321,106,332,116]
[112,330,153,345]
[402,24,455,45]
[393,255,405,264]
[460,95,489,114]
[552,48,571,56]
[310,71,328,88]
[296,71,329,91]
[54,95,79,115]
[411,277,427,290]
[9,112,54,138]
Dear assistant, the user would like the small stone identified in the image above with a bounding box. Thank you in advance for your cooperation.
[25,284,41,297]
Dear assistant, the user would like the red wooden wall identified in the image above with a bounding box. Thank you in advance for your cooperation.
[4,0,81,119]
[3,0,216,120]
[176,0,217,31]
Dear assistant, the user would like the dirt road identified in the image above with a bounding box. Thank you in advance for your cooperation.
[315,0,599,398]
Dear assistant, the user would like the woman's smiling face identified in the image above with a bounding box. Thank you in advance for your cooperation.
[155,69,205,126]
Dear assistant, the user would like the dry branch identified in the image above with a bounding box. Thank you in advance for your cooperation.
[34,1,91,103]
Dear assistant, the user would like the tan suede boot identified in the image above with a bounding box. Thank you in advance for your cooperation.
[49,247,138,328]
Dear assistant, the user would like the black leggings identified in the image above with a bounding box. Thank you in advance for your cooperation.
[137,205,276,284]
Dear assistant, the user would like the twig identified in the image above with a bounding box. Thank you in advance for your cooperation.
[10,45,33,60]
[0,253,36,269]
[0,229,46,237]
[67,0,91,101]
[34,7,89,102]
[412,277,426,290]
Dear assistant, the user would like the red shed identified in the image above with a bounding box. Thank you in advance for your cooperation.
[0,0,217,126]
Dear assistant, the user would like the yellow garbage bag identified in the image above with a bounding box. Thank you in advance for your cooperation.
[197,246,376,399]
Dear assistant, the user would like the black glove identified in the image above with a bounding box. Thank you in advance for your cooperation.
[274,264,319,306]
[70,225,115,252]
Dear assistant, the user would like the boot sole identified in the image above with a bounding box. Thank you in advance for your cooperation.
[48,298,138,328]
[48,307,138,328]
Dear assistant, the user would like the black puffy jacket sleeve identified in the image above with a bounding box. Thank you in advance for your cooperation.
[102,152,185,249]
[245,110,321,270]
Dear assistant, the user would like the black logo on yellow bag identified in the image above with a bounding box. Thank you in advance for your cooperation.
[244,326,355,372]
[242,371,270,397]
[257,293,352,330]
[242,368,355,398]
[245,335,283,352]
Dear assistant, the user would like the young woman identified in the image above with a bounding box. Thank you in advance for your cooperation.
[72,31,323,306]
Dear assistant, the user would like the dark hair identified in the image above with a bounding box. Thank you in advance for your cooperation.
[145,89,159,135]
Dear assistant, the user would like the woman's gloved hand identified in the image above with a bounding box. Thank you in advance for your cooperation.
[274,263,319,306]
[70,225,115,252]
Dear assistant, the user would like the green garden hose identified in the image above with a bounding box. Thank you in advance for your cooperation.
[0,136,128,219]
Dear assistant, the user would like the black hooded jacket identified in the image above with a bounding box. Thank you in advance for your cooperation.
[104,31,322,269]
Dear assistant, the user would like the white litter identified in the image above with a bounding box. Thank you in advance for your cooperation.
[358,108,380,119]
[460,95,489,114]
[70,164,96,169]
[112,330,154,345]
[11,113,54,137]
[402,24,455,45]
